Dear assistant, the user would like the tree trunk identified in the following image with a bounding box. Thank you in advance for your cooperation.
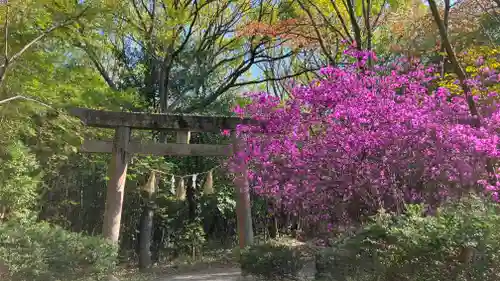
[186,177,197,221]
[138,207,154,271]
[138,171,157,271]
[151,226,164,263]
[267,200,278,239]
[439,0,451,77]
[346,0,363,51]
[268,215,278,239]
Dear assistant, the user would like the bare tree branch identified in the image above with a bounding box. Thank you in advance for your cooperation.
[371,0,387,30]
[307,0,349,41]
[329,0,354,42]
[0,95,52,108]
[344,0,363,50]
[297,0,336,65]
[362,0,373,65]
[231,67,321,88]
[80,44,119,91]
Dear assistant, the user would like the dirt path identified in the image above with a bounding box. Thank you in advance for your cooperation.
[155,262,315,281]
[157,267,243,281]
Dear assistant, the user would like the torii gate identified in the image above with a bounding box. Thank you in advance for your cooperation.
[69,107,255,249]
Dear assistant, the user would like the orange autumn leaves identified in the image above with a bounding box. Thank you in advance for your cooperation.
[237,17,320,49]
[237,0,497,57]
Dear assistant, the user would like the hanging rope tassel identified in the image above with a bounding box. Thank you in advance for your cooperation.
[140,171,156,197]
[203,170,214,195]
[192,174,198,191]
[176,177,186,201]
[145,171,157,196]
[170,175,176,195]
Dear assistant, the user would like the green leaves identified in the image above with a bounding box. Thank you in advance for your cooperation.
[387,0,401,11]
[0,220,117,280]
[0,141,40,218]
[239,242,306,280]
[278,0,299,20]
[317,196,500,281]
[354,0,363,17]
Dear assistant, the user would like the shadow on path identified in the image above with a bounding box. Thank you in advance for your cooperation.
[160,268,242,281]
[157,261,315,281]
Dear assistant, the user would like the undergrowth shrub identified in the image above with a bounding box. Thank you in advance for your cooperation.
[315,195,500,281]
[0,221,117,281]
[239,241,305,280]
[172,220,206,259]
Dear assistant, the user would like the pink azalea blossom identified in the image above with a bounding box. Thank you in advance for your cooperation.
[230,50,500,224]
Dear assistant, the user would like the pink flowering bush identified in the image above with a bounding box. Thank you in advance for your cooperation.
[231,50,500,224]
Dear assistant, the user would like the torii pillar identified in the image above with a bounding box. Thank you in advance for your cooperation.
[70,108,255,248]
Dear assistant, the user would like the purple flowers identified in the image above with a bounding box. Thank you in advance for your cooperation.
[230,50,500,223]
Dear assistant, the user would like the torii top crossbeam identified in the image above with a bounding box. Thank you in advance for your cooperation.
[69,107,257,132]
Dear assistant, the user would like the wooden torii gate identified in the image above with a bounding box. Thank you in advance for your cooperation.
[69,107,255,249]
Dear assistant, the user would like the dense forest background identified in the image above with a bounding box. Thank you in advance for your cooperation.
[0,0,499,279]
